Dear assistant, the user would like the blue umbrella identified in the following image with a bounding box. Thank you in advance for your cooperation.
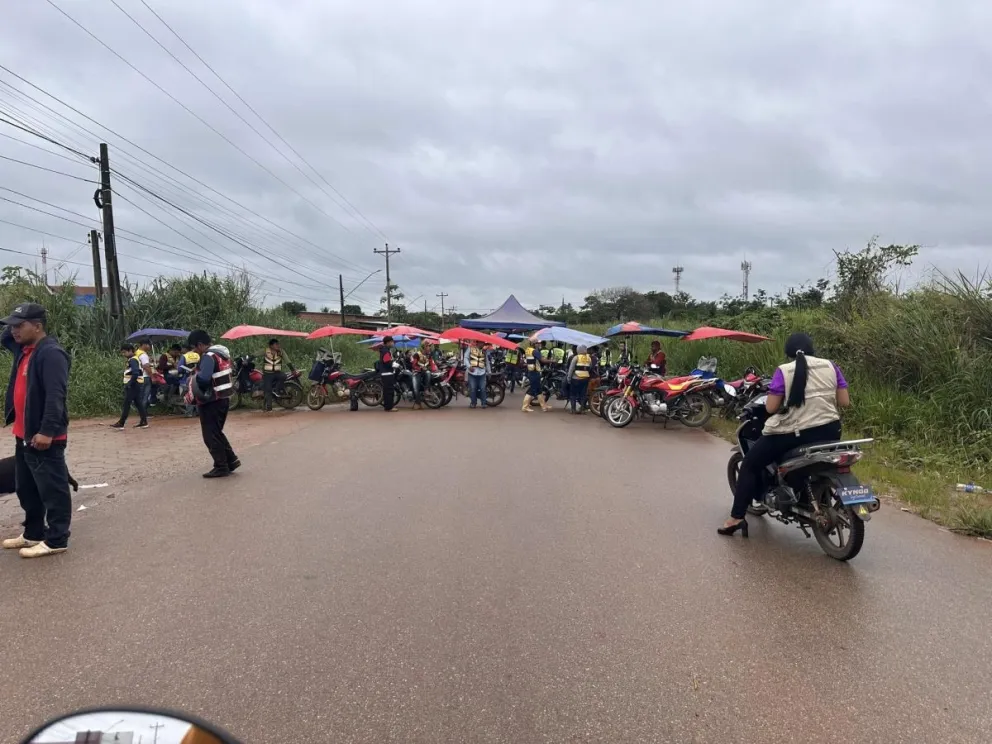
[530,327,610,346]
[127,328,189,341]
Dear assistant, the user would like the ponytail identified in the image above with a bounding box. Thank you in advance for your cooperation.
[783,332,816,409]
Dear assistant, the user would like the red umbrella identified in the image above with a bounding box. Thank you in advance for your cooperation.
[378,325,439,339]
[306,325,375,340]
[221,325,310,340]
[439,327,518,351]
[682,326,771,343]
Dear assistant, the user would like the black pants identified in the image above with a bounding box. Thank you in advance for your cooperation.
[118,382,147,425]
[262,371,286,411]
[569,378,589,412]
[731,420,843,519]
[199,399,238,471]
[15,438,72,548]
[381,373,396,411]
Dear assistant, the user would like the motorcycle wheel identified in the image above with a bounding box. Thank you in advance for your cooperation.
[589,389,603,417]
[605,397,635,428]
[727,452,768,516]
[442,386,454,406]
[422,387,444,409]
[306,386,326,411]
[599,393,620,420]
[360,381,383,407]
[487,382,505,407]
[810,482,866,561]
[678,393,712,427]
[276,382,304,410]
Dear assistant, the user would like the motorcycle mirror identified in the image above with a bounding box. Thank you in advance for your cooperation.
[22,707,241,744]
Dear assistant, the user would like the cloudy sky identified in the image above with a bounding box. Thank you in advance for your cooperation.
[1,0,990,315]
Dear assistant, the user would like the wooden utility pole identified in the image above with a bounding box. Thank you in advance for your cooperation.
[436,291,448,328]
[339,273,345,326]
[373,242,400,322]
[95,143,123,316]
[89,229,103,300]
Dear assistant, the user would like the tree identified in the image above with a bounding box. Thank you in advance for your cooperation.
[379,282,405,318]
[280,301,307,315]
[320,306,330,313]
[342,304,363,315]
[834,238,918,316]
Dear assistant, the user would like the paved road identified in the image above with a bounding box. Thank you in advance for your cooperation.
[2,400,990,743]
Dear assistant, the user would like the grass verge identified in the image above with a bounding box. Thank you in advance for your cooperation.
[705,417,992,539]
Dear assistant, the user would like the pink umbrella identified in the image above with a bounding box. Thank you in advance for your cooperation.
[440,327,519,351]
[306,325,376,340]
[377,325,440,339]
[682,326,771,343]
[221,325,310,340]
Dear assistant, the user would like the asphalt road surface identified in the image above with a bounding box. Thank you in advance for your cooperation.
[2,402,990,743]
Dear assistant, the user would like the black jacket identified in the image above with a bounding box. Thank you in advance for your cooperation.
[2,328,70,440]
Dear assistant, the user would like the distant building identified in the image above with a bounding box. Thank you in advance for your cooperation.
[46,731,134,743]
[47,285,99,307]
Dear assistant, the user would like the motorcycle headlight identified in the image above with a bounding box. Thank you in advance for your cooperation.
[723,383,737,397]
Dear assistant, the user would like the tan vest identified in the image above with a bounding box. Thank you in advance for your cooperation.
[762,356,840,436]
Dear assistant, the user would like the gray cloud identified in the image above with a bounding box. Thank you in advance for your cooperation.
[2,0,991,316]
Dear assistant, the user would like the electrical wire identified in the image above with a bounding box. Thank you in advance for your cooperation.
[0,154,95,182]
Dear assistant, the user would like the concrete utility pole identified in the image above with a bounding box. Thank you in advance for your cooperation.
[436,291,448,328]
[741,259,752,300]
[95,143,123,317]
[339,273,345,326]
[672,265,684,294]
[373,242,400,322]
[89,229,103,300]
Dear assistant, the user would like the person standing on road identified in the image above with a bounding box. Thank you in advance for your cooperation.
[463,339,491,409]
[503,345,522,393]
[136,337,155,408]
[566,345,592,415]
[187,330,240,478]
[522,342,551,413]
[0,303,72,559]
[262,338,294,413]
[379,336,398,412]
[111,343,149,430]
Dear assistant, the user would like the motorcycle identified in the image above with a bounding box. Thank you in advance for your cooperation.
[393,363,447,409]
[22,707,241,744]
[690,356,739,412]
[306,350,382,410]
[588,364,618,417]
[722,366,770,418]
[603,370,714,428]
[727,395,879,561]
[229,355,304,410]
[446,364,507,407]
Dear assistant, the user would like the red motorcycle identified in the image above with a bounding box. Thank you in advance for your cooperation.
[306,357,382,410]
[445,364,506,407]
[602,369,714,429]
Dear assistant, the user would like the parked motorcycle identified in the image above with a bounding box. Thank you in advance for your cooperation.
[447,364,507,407]
[722,366,770,418]
[393,365,446,409]
[230,355,304,410]
[306,350,382,410]
[603,370,713,428]
[727,395,879,561]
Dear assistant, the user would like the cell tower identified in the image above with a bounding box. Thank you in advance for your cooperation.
[41,243,48,284]
[672,265,684,294]
[741,259,752,300]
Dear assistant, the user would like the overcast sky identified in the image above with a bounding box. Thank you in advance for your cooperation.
[1,0,990,315]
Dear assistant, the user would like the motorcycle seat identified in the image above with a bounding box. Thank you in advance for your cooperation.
[343,371,377,382]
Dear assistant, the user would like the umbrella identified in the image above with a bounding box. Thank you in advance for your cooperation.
[529,327,609,347]
[307,325,375,340]
[377,325,439,339]
[440,327,519,351]
[682,326,771,343]
[221,325,310,340]
[495,332,528,341]
[604,321,688,338]
[359,337,424,349]
[126,328,189,341]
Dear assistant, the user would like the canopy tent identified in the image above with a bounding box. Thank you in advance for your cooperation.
[440,327,519,351]
[605,321,688,338]
[528,327,609,347]
[682,326,771,343]
[459,295,564,330]
[126,328,189,341]
[306,325,375,341]
[221,325,310,340]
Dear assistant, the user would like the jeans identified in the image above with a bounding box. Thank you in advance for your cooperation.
[199,399,238,471]
[569,377,589,413]
[731,420,843,519]
[118,382,148,425]
[142,378,153,408]
[262,371,287,411]
[15,438,72,548]
[411,370,429,402]
[467,373,487,407]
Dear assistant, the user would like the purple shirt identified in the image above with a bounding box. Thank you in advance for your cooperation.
[768,363,847,396]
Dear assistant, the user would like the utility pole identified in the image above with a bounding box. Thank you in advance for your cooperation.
[338,273,345,326]
[741,259,752,300]
[149,721,164,744]
[373,242,400,322]
[40,243,48,285]
[95,143,123,317]
[672,265,684,294]
[436,291,448,328]
[89,229,104,300]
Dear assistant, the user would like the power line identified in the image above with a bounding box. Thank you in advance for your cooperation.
[0,153,95,182]
[0,112,92,160]
[0,131,93,167]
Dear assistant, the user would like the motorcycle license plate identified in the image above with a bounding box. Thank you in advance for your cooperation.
[837,484,875,506]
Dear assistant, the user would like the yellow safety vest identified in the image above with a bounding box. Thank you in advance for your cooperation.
[469,347,487,369]
[525,347,541,372]
[123,354,146,384]
[505,349,519,365]
[574,353,591,379]
[263,350,283,373]
[552,347,565,363]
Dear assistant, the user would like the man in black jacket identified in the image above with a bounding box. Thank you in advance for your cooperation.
[0,303,72,558]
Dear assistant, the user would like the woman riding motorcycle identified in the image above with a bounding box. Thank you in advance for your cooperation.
[718,332,851,537]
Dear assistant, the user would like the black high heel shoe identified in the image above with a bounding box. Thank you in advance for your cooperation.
[717,519,748,538]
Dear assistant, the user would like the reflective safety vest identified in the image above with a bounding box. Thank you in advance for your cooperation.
[469,347,487,370]
[263,350,283,373]
[551,347,565,363]
[207,352,234,400]
[525,346,541,372]
[574,353,592,379]
[505,349,519,365]
[123,354,145,384]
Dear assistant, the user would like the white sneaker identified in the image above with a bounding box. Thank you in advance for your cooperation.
[2,534,40,550]
[19,541,68,559]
